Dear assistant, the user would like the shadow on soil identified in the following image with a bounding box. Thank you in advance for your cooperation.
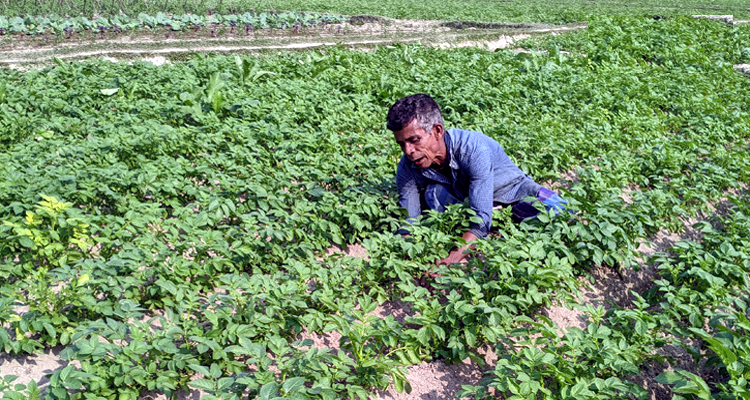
[0,345,70,390]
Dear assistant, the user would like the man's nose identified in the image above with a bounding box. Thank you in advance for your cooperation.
[403,142,414,156]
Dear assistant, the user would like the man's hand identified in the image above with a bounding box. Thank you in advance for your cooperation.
[436,231,477,266]
[437,247,468,265]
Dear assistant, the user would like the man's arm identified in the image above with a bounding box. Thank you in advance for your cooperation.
[396,160,422,234]
[436,145,493,265]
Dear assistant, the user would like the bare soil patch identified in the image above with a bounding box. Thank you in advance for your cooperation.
[544,168,580,191]
[0,18,585,69]
[691,14,734,24]
[299,329,344,351]
[326,243,369,259]
[0,346,77,392]
[376,358,485,400]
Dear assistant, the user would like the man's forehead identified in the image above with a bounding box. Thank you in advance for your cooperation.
[403,118,422,131]
[394,121,427,137]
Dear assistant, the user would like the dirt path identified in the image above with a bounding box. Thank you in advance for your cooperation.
[0,19,586,69]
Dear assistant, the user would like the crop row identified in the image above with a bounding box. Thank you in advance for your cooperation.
[0,12,347,36]
[3,0,750,22]
[0,15,748,399]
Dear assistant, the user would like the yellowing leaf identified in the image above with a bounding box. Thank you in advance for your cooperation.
[78,274,90,285]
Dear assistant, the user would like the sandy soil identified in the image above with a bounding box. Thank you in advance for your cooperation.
[0,19,586,69]
[377,359,485,400]
[0,347,72,390]
[691,14,735,23]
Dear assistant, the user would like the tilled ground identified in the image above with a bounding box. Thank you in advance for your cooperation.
[0,18,585,69]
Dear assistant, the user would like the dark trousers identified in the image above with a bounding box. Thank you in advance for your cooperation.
[424,183,567,221]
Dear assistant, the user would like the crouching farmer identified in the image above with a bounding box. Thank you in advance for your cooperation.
[387,94,567,265]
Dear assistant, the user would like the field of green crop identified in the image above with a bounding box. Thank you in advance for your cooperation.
[0,12,347,36]
[1,11,749,400]
[3,0,750,22]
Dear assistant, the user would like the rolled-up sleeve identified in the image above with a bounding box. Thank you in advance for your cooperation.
[396,159,422,229]
[464,147,494,238]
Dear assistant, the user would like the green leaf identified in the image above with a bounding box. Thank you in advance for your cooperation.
[394,376,404,393]
[282,377,305,393]
[259,382,279,400]
[18,236,34,248]
[188,379,215,391]
[416,327,430,345]
[209,363,222,379]
[655,371,683,385]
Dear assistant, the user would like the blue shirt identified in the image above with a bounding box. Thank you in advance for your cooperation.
[396,128,541,238]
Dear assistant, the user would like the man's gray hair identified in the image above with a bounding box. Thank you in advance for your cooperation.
[386,94,444,133]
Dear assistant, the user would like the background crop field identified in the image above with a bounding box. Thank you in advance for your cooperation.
[0,7,749,400]
[2,0,750,22]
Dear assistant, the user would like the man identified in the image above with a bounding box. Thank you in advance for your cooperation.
[387,94,567,265]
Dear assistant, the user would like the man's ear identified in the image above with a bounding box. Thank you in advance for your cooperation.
[432,124,444,138]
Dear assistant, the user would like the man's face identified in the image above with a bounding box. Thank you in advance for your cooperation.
[393,119,446,169]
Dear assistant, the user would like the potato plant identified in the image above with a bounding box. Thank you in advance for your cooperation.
[0,12,347,36]
[0,15,748,399]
